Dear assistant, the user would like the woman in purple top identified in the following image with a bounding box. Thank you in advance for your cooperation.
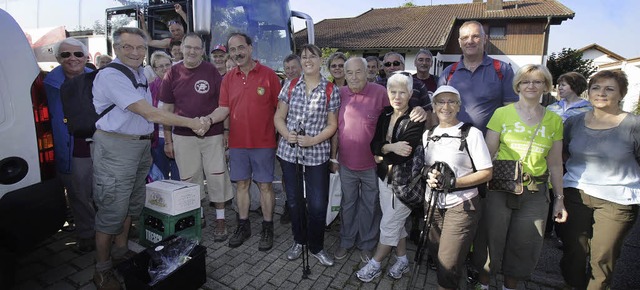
[148,51,180,180]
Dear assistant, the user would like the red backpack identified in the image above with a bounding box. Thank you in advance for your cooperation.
[445,59,503,84]
[286,77,334,108]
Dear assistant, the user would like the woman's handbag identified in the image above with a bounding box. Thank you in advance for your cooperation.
[487,111,544,195]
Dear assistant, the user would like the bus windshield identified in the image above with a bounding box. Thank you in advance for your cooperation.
[210,0,293,72]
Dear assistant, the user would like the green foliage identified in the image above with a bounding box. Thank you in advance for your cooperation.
[546,48,597,85]
[401,1,416,7]
[320,48,350,81]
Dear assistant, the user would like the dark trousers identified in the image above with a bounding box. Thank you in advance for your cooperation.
[280,159,329,254]
[151,137,180,180]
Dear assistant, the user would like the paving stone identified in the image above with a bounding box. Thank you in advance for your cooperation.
[38,264,76,285]
[77,283,96,290]
[44,280,76,290]
[68,266,94,286]
[14,280,45,290]
[202,278,233,290]
[42,249,78,267]
[14,262,48,283]
[70,252,94,269]
[228,273,253,289]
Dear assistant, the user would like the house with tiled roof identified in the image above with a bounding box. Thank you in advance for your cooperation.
[578,43,626,68]
[294,0,574,75]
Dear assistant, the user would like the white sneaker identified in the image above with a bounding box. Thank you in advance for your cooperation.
[356,260,381,282]
[388,258,410,279]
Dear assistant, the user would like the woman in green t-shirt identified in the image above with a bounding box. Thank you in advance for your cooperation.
[474,64,568,290]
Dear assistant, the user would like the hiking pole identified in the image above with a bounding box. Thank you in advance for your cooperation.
[293,123,310,279]
[407,186,440,289]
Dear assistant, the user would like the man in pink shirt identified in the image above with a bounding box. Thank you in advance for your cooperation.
[331,57,427,262]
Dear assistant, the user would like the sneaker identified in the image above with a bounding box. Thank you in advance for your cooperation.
[228,220,251,248]
[287,242,303,260]
[280,204,291,224]
[213,219,228,242]
[311,249,334,267]
[334,246,349,260]
[359,249,372,263]
[356,260,381,282]
[388,258,410,279]
[93,269,121,290]
[258,222,274,251]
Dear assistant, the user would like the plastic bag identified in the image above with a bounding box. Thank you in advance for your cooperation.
[148,236,198,285]
[326,172,341,226]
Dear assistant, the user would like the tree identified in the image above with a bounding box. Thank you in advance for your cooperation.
[92,20,105,35]
[401,1,416,7]
[546,48,597,85]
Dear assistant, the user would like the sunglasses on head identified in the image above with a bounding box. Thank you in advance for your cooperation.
[383,61,402,67]
[60,51,85,58]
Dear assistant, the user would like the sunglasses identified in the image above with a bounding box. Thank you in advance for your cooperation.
[330,63,344,69]
[383,61,402,67]
[60,51,85,58]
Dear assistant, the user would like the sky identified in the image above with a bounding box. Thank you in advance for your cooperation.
[3,0,638,59]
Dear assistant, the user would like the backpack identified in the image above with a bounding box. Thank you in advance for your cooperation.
[60,63,148,138]
[445,59,503,84]
[286,77,334,108]
[425,123,487,197]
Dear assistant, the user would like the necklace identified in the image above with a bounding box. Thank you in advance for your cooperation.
[516,103,538,121]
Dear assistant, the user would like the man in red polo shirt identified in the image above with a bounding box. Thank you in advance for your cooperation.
[209,32,281,251]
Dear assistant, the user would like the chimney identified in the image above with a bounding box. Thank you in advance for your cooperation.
[487,0,503,10]
[473,0,482,3]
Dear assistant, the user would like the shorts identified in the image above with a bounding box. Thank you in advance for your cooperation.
[378,178,412,246]
[229,148,275,183]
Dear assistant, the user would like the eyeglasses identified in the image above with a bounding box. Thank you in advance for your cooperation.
[520,80,545,87]
[60,51,85,58]
[118,44,148,53]
[383,61,402,67]
[330,63,344,69]
[435,100,459,106]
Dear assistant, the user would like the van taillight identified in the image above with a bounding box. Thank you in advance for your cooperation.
[31,72,56,180]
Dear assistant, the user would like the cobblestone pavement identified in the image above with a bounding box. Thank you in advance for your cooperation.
[11,183,567,290]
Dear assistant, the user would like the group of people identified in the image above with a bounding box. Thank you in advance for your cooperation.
[42,13,639,290]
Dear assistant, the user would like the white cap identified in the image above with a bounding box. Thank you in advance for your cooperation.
[430,85,461,104]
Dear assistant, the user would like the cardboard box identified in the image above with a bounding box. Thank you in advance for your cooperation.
[145,180,200,215]
[118,235,206,290]
[139,207,201,247]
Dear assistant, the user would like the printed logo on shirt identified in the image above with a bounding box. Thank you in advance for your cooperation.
[194,80,210,94]
[257,87,265,96]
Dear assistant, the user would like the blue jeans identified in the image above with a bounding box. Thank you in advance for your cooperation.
[151,137,180,180]
[280,159,329,254]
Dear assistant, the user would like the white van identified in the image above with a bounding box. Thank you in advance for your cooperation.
[0,8,66,285]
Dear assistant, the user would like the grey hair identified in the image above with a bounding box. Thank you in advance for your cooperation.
[53,37,88,61]
[383,51,405,64]
[149,51,172,68]
[416,49,433,58]
[345,57,367,71]
[387,72,413,94]
[460,20,486,36]
[112,27,149,46]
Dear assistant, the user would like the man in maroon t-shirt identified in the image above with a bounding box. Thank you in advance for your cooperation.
[159,33,233,242]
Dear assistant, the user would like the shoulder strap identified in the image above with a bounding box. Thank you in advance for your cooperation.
[522,110,546,162]
[446,62,459,84]
[493,59,503,81]
[459,123,477,172]
[287,77,299,103]
[105,63,148,89]
[325,82,334,108]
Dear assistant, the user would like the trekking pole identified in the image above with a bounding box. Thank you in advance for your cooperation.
[407,186,440,289]
[294,123,311,279]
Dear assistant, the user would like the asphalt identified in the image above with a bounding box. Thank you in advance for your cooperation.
[10,183,568,290]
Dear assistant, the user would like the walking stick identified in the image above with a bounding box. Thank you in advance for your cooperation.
[407,185,442,289]
[293,123,311,279]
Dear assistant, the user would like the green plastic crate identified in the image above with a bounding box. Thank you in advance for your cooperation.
[139,207,201,247]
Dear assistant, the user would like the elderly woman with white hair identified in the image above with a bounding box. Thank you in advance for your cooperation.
[423,85,493,290]
[356,72,426,282]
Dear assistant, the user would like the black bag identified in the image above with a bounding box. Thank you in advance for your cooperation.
[487,160,524,194]
[397,170,426,209]
[60,63,147,138]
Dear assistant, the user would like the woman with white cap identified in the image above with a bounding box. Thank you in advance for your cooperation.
[423,85,493,290]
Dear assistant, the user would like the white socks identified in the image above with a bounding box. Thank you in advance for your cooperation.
[216,209,225,220]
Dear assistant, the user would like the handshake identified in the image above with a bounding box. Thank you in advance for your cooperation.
[190,116,213,136]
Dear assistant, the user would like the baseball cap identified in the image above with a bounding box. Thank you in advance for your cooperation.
[430,85,461,104]
[211,44,227,53]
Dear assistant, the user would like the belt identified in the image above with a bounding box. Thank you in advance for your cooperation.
[96,130,153,140]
